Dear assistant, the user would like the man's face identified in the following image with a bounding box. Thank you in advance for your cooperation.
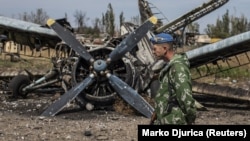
[152,44,168,60]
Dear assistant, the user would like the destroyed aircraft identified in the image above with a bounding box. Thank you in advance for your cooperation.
[2,16,159,118]
[0,0,249,118]
[138,0,250,100]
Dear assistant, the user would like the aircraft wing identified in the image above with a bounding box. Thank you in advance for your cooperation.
[186,31,250,79]
[0,16,61,49]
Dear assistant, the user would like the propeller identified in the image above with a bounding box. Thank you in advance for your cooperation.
[41,74,95,116]
[47,19,94,63]
[107,73,154,118]
[42,16,157,118]
[108,16,157,62]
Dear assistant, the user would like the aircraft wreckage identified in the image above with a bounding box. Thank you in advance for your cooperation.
[0,0,249,118]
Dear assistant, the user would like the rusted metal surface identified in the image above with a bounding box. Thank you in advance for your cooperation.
[192,81,250,102]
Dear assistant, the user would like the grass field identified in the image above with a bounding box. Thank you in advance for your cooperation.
[0,47,53,71]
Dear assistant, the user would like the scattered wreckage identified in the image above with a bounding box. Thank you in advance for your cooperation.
[2,16,159,118]
[0,0,249,118]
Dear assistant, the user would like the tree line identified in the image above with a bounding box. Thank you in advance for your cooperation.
[16,5,250,39]
[17,3,129,38]
[187,10,250,39]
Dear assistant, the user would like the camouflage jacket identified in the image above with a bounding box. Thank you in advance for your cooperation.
[154,54,196,124]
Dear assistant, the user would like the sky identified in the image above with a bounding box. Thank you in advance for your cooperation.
[0,0,249,33]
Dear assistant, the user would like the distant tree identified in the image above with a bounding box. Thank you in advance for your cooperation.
[30,8,49,25]
[104,12,109,34]
[106,3,115,37]
[205,9,250,38]
[102,3,115,37]
[19,8,48,25]
[74,10,89,33]
[222,10,230,35]
[186,22,200,33]
[119,12,125,28]
[119,11,125,36]
[19,12,29,21]
[92,18,101,37]
[230,14,249,35]
[205,10,230,38]
[100,13,105,33]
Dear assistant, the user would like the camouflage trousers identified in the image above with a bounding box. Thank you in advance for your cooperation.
[154,107,187,125]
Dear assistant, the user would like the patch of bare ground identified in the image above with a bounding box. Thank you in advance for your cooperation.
[0,89,249,141]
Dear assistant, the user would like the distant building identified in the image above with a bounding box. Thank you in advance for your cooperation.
[185,32,221,46]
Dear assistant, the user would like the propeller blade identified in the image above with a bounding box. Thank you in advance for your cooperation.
[108,16,157,62]
[41,74,95,116]
[47,19,94,63]
[107,73,154,118]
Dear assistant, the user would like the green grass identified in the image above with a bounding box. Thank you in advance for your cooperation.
[191,65,250,80]
[0,54,52,71]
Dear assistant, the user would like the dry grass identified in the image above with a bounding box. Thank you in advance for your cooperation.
[112,94,154,116]
[0,47,54,71]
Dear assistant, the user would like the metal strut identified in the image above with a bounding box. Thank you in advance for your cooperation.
[155,0,229,33]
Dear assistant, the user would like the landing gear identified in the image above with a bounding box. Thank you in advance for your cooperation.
[9,75,30,98]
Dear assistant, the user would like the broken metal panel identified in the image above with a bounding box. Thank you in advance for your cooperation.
[191,52,250,79]
[188,32,250,101]
[121,22,156,65]
[0,16,60,48]
[0,16,56,36]
[192,81,250,102]
[138,0,154,24]
[138,0,164,29]
[120,22,160,92]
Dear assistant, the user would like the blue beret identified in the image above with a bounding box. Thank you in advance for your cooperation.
[150,33,173,44]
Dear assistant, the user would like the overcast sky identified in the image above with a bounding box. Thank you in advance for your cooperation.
[0,0,249,33]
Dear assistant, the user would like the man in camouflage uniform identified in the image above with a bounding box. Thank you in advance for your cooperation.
[150,33,197,125]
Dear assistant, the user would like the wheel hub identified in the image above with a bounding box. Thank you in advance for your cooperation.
[93,59,107,72]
